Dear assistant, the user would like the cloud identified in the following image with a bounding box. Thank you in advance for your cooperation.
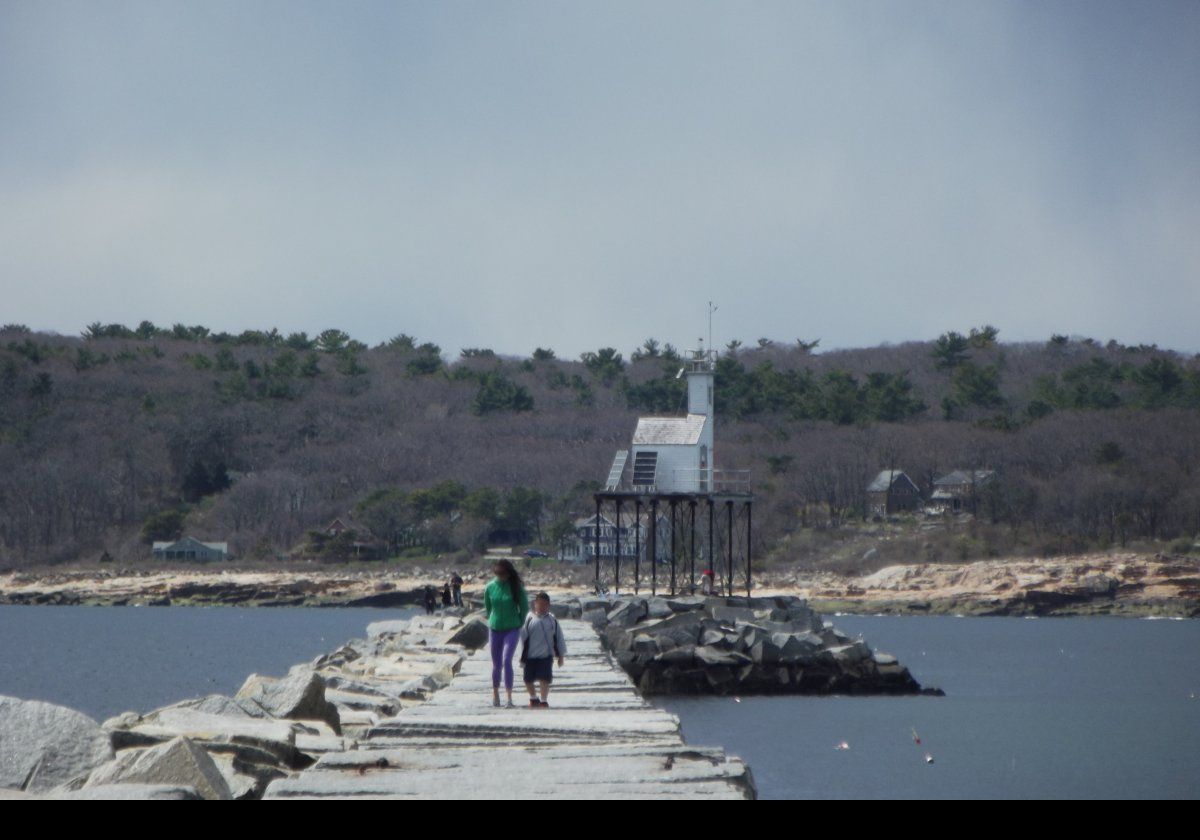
[1,1,1197,354]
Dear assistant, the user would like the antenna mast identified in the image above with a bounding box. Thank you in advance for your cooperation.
[707,301,718,359]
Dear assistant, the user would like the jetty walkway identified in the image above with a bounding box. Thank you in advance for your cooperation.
[264,618,755,799]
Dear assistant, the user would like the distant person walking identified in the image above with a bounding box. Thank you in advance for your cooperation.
[450,572,464,607]
[484,559,529,708]
[422,585,437,615]
[441,582,452,607]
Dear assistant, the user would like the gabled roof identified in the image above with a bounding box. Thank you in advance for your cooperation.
[632,414,708,446]
[574,511,667,529]
[152,537,228,552]
[933,469,995,486]
[867,470,914,493]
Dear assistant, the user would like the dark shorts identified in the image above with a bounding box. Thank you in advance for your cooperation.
[523,656,554,684]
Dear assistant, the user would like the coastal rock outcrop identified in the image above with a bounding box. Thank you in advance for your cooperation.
[236,666,341,734]
[83,736,232,800]
[565,594,933,696]
[0,696,114,792]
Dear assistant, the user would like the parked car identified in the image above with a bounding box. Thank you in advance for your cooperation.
[522,549,549,558]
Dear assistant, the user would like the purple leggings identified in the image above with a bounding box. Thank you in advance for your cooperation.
[489,628,520,690]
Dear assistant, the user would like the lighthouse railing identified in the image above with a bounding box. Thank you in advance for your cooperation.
[667,468,751,495]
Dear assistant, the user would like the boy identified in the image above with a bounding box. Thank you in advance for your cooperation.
[519,592,567,708]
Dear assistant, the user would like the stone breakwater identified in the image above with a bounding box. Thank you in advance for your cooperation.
[557,594,938,697]
[0,610,753,800]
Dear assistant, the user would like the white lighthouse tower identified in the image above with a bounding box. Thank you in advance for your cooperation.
[606,342,722,494]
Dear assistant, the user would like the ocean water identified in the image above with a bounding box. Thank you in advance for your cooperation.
[0,604,416,721]
[0,606,1196,798]
[655,615,1200,799]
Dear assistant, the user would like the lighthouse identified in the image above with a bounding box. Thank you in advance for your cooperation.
[594,339,753,598]
[606,344,719,494]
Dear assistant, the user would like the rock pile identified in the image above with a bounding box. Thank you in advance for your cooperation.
[560,594,936,696]
[0,612,474,800]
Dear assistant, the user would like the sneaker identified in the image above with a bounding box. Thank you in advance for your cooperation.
[505,699,515,709]
[492,696,501,708]
[528,699,542,709]
[538,701,550,709]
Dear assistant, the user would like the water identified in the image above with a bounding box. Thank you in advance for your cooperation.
[1,607,1197,798]
[655,615,1200,799]
[0,605,417,721]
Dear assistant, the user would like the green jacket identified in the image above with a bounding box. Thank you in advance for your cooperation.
[484,577,529,631]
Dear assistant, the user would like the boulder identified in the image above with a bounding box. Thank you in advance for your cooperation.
[581,607,609,628]
[630,634,661,658]
[773,632,822,665]
[606,599,648,628]
[102,711,142,731]
[120,708,304,769]
[653,645,697,667]
[824,644,869,666]
[84,736,231,800]
[446,617,489,649]
[749,636,782,665]
[694,647,752,668]
[603,624,633,652]
[313,644,361,668]
[161,694,269,720]
[50,783,203,800]
[704,665,736,689]
[645,598,674,619]
[578,597,612,613]
[873,652,898,666]
[365,620,411,638]
[665,596,707,612]
[642,610,704,647]
[0,696,114,793]
[709,605,760,624]
[236,668,340,734]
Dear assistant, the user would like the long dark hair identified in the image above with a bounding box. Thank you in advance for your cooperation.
[494,559,524,605]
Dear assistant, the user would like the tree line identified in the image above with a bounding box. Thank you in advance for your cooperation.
[0,321,1197,567]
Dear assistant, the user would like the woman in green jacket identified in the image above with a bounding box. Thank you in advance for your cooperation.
[484,559,529,708]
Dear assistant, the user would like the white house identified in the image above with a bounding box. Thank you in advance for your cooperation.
[559,511,672,565]
[152,536,230,562]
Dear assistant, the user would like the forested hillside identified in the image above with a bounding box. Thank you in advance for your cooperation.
[1,322,1198,568]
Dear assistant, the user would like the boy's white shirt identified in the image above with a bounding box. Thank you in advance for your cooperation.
[520,611,567,659]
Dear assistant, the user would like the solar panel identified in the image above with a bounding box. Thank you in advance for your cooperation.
[605,450,629,490]
[632,451,658,486]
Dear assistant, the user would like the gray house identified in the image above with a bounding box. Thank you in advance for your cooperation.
[152,536,230,562]
[929,470,996,514]
[866,470,922,516]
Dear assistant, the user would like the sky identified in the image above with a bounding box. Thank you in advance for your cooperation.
[1,1,1198,358]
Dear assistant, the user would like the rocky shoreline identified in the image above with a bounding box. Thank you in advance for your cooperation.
[785,553,1200,618]
[1,553,1195,616]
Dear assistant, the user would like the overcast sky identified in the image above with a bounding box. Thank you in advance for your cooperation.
[1,1,1197,357]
